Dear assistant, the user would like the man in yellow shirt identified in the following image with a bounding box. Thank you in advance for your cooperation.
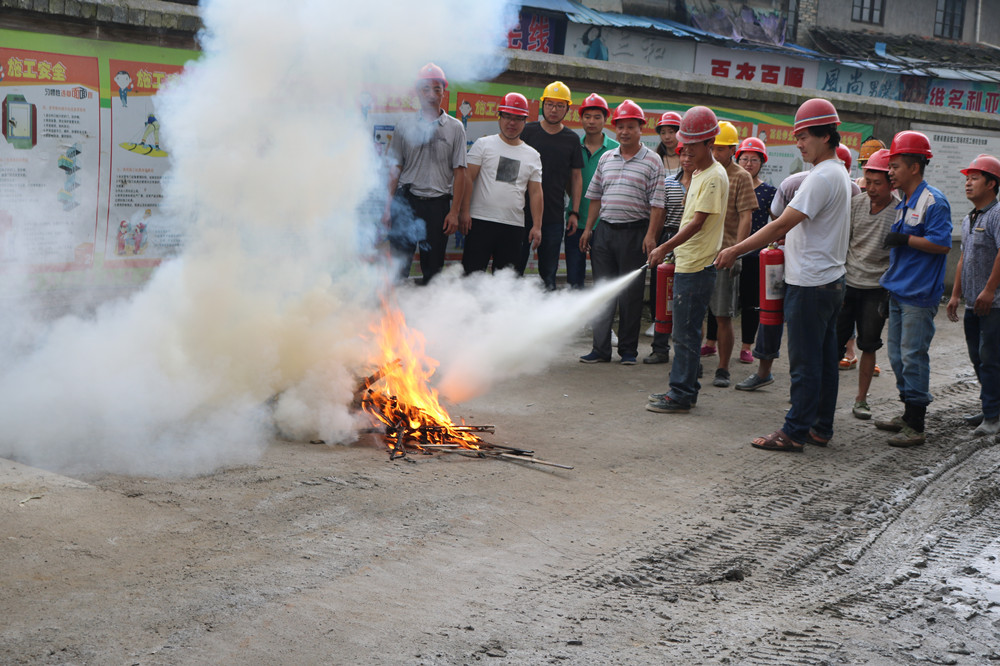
[646,106,729,413]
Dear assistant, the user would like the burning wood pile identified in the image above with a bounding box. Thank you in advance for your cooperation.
[355,304,571,469]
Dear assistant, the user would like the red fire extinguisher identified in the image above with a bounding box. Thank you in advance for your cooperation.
[655,258,675,334]
[759,243,785,326]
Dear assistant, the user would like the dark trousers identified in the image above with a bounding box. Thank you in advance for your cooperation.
[648,227,677,355]
[783,278,845,442]
[836,286,888,358]
[462,219,523,274]
[564,227,587,289]
[387,192,451,284]
[515,222,563,290]
[667,267,717,406]
[740,254,760,345]
[589,222,648,359]
[964,308,1000,420]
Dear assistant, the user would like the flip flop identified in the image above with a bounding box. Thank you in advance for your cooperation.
[751,430,804,453]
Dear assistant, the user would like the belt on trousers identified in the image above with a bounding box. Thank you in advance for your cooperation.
[408,193,451,201]
[602,220,648,230]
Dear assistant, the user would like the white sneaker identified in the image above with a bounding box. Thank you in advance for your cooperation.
[611,331,619,347]
[643,324,655,337]
[974,418,1000,436]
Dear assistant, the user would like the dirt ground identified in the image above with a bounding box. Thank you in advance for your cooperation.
[3,313,1000,665]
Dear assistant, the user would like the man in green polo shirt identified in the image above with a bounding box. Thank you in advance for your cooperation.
[565,93,618,289]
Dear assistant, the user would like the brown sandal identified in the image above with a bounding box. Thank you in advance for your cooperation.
[751,430,804,453]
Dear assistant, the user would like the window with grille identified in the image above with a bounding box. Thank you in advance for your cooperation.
[851,0,884,24]
[935,0,965,39]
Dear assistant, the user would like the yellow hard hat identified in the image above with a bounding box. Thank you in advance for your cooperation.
[541,81,572,105]
[715,121,740,146]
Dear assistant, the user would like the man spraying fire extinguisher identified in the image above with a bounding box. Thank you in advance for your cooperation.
[716,98,852,453]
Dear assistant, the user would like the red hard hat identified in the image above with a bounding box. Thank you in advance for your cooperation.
[793,98,840,134]
[656,111,683,128]
[735,137,768,163]
[960,153,1000,181]
[612,99,645,123]
[579,93,610,116]
[864,148,891,173]
[677,105,719,142]
[889,130,933,159]
[836,145,853,172]
[498,92,529,117]
[416,63,447,89]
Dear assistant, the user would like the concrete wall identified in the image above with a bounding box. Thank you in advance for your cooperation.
[0,0,199,48]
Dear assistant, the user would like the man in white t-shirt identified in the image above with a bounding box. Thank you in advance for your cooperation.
[460,92,543,273]
[717,98,851,453]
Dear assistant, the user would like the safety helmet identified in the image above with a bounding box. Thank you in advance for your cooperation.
[677,105,720,142]
[793,98,840,134]
[835,145,853,172]
[858,137,886,162]
[416,63,448,89]
[612,99,645,123]
[579,93,610,117]
[541,81,572,105]
[960,153,1000,181]
[889,130,933,159]
[735,137,768,163]
[498,92,529,117]
[656,111,683,129]
[715,121,740,146]
[675,141,684,155]
[863,149,891,173]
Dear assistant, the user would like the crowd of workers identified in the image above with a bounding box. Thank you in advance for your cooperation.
[384,63,1000,452]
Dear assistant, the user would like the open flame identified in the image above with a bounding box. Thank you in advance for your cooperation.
[360,299,484,458]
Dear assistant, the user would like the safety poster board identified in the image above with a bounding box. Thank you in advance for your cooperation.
[0,28,196,291]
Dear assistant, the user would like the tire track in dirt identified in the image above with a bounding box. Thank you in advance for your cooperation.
[505,382,996,663]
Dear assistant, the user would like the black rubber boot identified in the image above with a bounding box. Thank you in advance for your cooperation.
[888,403,926,448]
[909,404,926,434]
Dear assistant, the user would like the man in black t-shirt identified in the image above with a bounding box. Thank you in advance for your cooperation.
[516,81,584,290]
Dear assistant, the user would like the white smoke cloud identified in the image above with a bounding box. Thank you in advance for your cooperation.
[0,0,635,476]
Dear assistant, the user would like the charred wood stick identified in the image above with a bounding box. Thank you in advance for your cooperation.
[494,452,574,470]
[351,359,403,407]
[480,443,534,455]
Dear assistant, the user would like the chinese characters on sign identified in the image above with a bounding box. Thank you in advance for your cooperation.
[507,12,552,53]
[925,80,1000,114]
[695,45,817,89]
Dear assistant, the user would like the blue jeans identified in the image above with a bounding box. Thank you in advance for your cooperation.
[783,278,845,442]
[886,296,937,407]
[963,308,1000,419]
[564,227,586,289]
[667,267,717,407]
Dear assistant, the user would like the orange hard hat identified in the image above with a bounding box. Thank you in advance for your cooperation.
[858,137,886,162]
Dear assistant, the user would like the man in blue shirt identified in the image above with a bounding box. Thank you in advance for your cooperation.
[875,131,952,447]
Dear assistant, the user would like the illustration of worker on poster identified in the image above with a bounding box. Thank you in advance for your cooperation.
[0,46,100,271]
[107,59,185,266]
